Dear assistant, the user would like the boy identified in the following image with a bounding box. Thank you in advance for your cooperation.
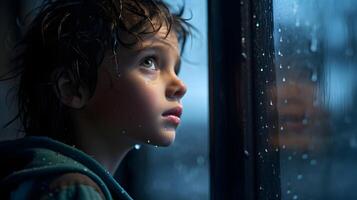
[0,0,192,199]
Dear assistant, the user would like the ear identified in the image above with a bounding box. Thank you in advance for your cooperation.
[55,71,90,109]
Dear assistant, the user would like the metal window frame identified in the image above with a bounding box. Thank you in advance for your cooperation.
[208,0,281,199]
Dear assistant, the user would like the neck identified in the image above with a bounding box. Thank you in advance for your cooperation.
[73,117,135,175]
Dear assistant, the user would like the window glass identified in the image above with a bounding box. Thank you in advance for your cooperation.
[273,0,357,199]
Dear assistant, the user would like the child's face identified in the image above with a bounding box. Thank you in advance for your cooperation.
[81,27,187,147]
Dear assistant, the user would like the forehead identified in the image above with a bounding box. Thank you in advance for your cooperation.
[135,27,179,53]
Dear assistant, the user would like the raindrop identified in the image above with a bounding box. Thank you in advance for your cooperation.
[259,186,264,191]
[279,64,283,69]
[269,100,273,106]
[287,65,291,69]
[241,37,246,43]
[310,38,318,52]
[256,23,260,28]
[260,68,264,72]
[241,52,248,59]
[280,126,284,131]
[154,145,158,148]
[262,52,265,56]
[147,140,151,144]
[253,14,257,19]
[134,144,141,150]
[244,150,250,157]
[286,190,291,194]
[265,148,268,153]
[311,72,318,82]
[261,91,264,95]
[279,36,283,42]
[293,195,298,200]
[278,28,282,33]
[278,51,283,56]
[282,77,286,82]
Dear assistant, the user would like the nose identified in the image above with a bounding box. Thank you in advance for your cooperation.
[165,74,187,101]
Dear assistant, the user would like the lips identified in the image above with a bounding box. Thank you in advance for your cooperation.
[162,106,183,118]
[162,106,183,126]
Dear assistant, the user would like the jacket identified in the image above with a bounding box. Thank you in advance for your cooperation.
[0,136,133,200]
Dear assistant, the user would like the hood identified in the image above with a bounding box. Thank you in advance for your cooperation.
[0,136,133,200]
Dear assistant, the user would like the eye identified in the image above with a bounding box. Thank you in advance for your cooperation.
[141,56,158,71]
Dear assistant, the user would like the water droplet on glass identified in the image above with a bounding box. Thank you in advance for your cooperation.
[310,38,318,52]
[253,14,257,19]
[282,77,286,82]
[241,52,248,59]
[282,145,286,149]
[311,72,318,82]
[259,186,264,191]
[262,52,265,56]
[279,64,283,69]
[147,140,151,144]
[293,195,298,200]
[134,144,141,150]
[278,28,282,33]
[260,68,264,72]
[279,36,283,42]
[256,23,260,28]
[280,126,284,131]
[244,150,250,157]
[84,168,88,172]
[278,51,283,56]
[269,100,273,106]
[265,148,268,153]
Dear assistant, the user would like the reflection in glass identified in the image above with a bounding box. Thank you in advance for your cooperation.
[273,0,357,199]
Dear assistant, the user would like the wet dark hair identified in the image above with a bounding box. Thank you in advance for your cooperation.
[1,0,193,145]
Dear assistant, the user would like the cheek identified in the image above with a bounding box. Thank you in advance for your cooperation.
[85,76,163,132]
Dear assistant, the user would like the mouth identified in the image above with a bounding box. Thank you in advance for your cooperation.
[162,106,183,126]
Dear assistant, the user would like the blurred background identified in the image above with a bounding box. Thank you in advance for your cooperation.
[273,0,357,199]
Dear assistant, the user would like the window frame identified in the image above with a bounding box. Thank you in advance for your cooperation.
[208,0,281,199]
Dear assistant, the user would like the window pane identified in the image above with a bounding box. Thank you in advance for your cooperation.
[273,0,357,199]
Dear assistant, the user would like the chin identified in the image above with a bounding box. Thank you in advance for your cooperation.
[153,128,176,147]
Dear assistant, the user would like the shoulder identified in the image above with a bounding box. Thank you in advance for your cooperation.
[11,173,106,200]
